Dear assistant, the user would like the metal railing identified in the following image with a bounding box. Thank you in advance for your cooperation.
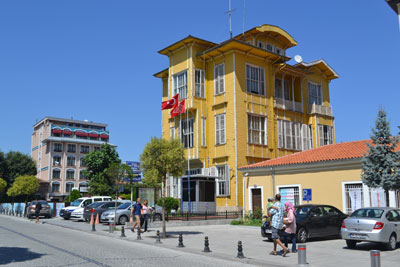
[308,103,333,116]
[161,211,241,221]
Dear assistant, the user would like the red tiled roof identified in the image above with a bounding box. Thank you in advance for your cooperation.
[240,140,376,169]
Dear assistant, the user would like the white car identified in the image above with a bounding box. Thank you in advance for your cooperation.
[59,196,112,220]
[70,207,84,220]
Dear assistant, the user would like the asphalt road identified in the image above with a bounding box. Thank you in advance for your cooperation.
[0,215,255,267]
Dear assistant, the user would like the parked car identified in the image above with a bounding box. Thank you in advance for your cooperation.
[60,196,112,220]
[341,207,400,250]
[26,200,52,219]
[261,204,347,243]
[83,201,126,222]
[101,202,136,225]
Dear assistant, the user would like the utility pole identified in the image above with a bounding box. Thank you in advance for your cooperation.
[225,0,236,38]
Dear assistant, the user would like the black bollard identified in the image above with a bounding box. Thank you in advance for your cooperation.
[203,236,211,252]
[155,230,162,244]
[177,233,185,247]
[91,217,96,232]
[237,241,245,259]
[120,226,126,237]
[137,229,142,240]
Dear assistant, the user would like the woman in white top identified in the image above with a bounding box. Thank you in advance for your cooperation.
[140,200,151,232]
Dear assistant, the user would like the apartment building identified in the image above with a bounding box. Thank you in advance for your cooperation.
[155,24,338,212]
[31,117,111,201]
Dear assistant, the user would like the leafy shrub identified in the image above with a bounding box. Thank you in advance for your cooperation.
[252,207,263,220]
[156,197,179,212]
[230,219,243,225]
[65,190,81,203]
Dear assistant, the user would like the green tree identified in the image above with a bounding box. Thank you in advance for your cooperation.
[7,175,40,200]
[106,162,134,224]
[156,197,179,213]
[0,178,7,194]
[140,137,185,237]
[3,151,37,186]
[362,108,400,206]
[83,144,120,196]
[66,190,82,203]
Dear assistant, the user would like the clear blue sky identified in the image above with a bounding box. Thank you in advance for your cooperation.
[0,0,399,162]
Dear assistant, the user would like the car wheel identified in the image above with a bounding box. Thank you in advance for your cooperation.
[63,217,70,220]
[297,228,308,243]
[154,214,162,221]
[118,215,128,225]
[386,234,397,251]
[346,240,357,249]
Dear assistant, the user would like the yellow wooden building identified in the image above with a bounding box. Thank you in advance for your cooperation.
[154,24,338,212]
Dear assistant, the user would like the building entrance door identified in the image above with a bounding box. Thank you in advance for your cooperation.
[252,188,262,211]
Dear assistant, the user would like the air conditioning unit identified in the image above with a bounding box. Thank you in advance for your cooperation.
[210,166,219,177]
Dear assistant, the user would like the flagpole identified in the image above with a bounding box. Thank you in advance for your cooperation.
[187,96,191,214]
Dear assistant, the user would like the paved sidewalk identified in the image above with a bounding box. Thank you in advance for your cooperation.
[6,215,400,267]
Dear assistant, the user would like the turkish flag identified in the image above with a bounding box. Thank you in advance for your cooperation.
[162,94,179,110]
[170,100,185,118]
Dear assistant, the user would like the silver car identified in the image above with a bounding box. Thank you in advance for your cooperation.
[101,202,135,225]
[341,207,400,250]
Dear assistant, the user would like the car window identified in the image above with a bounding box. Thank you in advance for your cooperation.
[104,198,112,202]
[350,208,384,218]
[118,202,131,209]
[323,206,339,215]
[386,210,400,222]
[83,199,92,207]
[89,202,103,208]
[94,198,102,202]
[106,202,117,208]
[310,207,324,217]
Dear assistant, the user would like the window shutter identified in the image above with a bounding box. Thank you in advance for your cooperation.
[221,114,225,144]
[215,116,220,145]
[225,165,230,195]
[215,66,219,94]
[285,121,292,149]
[278,120,283,148]
[220,65,224,93]
[318,125,324,147]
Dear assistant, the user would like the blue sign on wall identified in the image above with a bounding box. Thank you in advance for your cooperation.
[303,189,312,201]
[125,161,141,174]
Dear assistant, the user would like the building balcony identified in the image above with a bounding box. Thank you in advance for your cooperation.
[274,98,303,113]
[308,103,333,117]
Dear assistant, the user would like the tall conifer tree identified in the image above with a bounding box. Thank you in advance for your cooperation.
[362,107,400,206]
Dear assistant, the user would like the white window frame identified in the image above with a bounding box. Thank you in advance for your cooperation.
[216,164,230,196]
[181,118,194,148]
[67,144,76,153]
[52,168,61,179]
[266,43,274,52]
[80,145,90,154]
[66,155,76,167]
[53,155,62,166]
[318,124,333,147]
[65,182,75,193]
[173,70,188,100]
[79,169,87,179]
[308,81,322,105]
[194,69,205,98]
[246,63,265,96]
[248,114,267,145]
[51,182,60,193]
[53,143,62,152]
[215,114,226,145]
[214,63,225,95]
[341,181,365,214]
[66,169,75,180]
[170,127,175,140]
[277,184,302,205]
[201,117,206,147]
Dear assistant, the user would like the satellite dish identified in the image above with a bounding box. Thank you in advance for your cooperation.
[294,55,303,63]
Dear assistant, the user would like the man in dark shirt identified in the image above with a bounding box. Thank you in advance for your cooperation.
[35,199,42,224]
[130,197,142,233]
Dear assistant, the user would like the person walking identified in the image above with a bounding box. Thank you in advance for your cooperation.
[283,202,297,253]
[268,194,288,256]
[140,200,151,232]
[130,197,142,233]
[34,199,42,224]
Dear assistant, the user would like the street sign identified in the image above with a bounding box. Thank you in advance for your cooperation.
[125,161,141,174]
[303,189,312,202]
[123,175,141,183]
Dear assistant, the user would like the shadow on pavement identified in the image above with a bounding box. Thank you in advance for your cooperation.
[342,242,399,252]
[0,247,45,265]
[146,231,204,239]
[262,236,340,243]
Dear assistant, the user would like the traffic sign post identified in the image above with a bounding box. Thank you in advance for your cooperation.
[303,189,312,203]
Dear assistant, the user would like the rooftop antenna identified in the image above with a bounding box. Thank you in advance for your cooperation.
[225,0,236,38]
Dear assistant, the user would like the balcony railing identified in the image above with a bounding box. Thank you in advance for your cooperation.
[308,103,333,117]
[274,98,303,113]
